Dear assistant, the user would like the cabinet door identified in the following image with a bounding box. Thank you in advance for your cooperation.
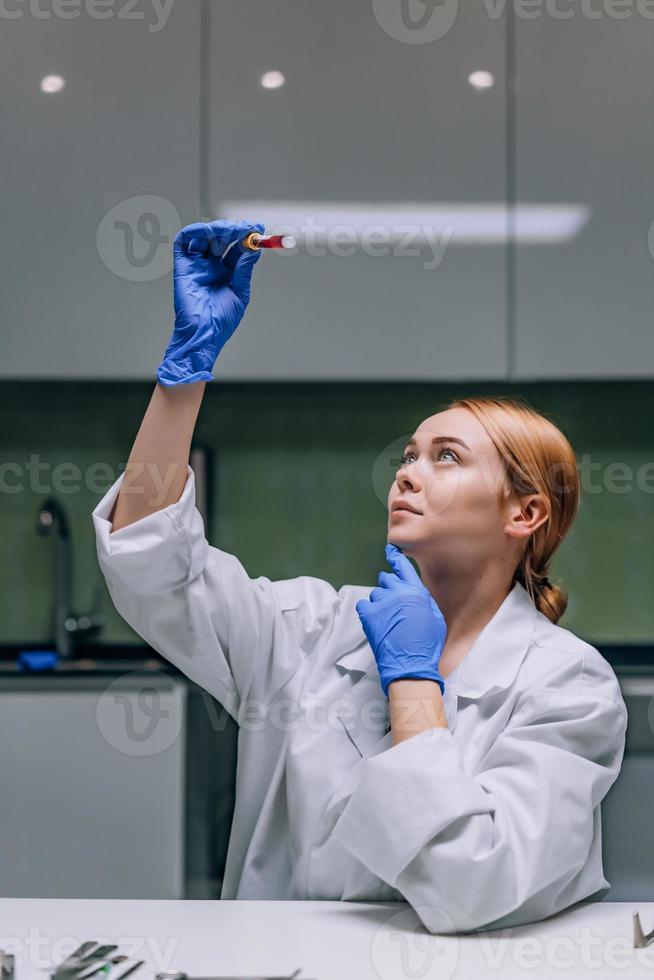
[0,674,185,898]
[601,678,654,900]
[207,1,509,380]
[515,14,654,379]
[0,4,200,379]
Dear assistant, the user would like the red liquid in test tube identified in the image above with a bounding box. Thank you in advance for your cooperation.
[242,232,297,250]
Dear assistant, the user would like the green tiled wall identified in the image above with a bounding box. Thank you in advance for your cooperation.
[1,380,653,647]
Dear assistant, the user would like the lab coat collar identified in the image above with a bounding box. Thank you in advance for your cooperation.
[336,580,538,700]
[455,580,538,698]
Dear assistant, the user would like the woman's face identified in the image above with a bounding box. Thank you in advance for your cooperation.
[386,407,517,566]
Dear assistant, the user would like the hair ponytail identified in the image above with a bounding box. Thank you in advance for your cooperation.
[531,577,568,624]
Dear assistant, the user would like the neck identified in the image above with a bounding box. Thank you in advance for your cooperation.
[416,559,516,669]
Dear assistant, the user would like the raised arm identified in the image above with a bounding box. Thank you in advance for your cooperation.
[109,218,264,532]
[94,217,360,718]
[110,381,206,531]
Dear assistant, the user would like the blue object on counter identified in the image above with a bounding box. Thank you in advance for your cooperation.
[18,650,61,672]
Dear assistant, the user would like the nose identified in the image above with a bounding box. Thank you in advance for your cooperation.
[395,459,422,492]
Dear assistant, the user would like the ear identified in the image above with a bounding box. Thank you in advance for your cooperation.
[504,492,549,541]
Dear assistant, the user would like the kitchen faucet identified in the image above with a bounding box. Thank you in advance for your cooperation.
[37,497,104,658]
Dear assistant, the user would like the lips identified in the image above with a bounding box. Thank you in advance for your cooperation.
[391,501,422,515]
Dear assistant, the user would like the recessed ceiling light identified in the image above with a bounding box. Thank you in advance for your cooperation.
[468,70,494,90]
[260,71,286,91]
[41,75,66,94]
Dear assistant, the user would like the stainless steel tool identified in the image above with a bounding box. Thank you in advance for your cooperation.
[1,950,16,980]
[633,911,654,948]
[53,943,119,977]
[71,955,128,980]
[51,943,143,980]
[65,946,101,965]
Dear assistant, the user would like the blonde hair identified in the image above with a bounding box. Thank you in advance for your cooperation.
[441,395,579,624]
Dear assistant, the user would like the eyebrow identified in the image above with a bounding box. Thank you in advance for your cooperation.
[405,435,471,452]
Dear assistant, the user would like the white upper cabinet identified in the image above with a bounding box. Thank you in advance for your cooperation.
[0,3,200,380]
[514,13,654,379]
[0,1,508,381]
[206,1,509,380]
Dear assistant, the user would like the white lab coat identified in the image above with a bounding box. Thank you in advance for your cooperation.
[92,465,628,935]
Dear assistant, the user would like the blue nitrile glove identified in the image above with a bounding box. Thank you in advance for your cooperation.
[157,219,265,386]
[355,542,447,698]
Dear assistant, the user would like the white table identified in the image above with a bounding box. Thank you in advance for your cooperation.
[1,899,653,980]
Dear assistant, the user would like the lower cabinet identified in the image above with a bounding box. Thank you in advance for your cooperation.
[601,676,654,901]
[0,671,186,899]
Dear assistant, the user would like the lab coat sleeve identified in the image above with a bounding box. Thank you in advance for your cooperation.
[331,688,628,934]
[92,465,345,723]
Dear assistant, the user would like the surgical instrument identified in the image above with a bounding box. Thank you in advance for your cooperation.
[1,950,15,980]
[633,911,654,948]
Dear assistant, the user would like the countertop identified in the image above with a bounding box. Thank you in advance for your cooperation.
[0,641,653,678]
[1,898,654,980]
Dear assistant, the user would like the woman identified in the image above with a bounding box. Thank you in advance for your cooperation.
[92,220,627,935]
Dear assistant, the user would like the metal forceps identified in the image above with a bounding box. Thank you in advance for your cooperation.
[1,950,16,980]
[51,942,144,980]
[633,912,654,949]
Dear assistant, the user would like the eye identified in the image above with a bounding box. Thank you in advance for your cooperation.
[398,445,459,466]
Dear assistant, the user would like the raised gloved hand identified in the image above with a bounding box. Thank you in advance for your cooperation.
[355,542,447,698]
[157,219,265,386]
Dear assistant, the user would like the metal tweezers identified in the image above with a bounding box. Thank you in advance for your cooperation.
[1,950,16,980]
[634,912,654,949]
[51,942,144,980]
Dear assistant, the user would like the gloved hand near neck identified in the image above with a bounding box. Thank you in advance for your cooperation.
[356,543,447,698]
[157,219,265,386]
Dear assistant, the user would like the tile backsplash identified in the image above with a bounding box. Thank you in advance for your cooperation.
[2,380,652,646]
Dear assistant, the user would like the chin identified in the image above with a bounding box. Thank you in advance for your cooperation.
[387,532,419,553]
